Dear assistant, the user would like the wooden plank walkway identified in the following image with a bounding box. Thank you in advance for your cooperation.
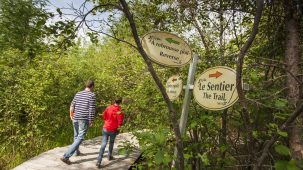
[13,133,140,170]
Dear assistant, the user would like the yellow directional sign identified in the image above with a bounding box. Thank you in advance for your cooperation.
[193,66,239,110]
[141,31,192,67]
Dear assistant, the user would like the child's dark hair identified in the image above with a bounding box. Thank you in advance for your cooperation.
[85,80,94,88]
[114,97,122,104]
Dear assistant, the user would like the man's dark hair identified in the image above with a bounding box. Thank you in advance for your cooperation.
[85,80,94,88]
[114,97,122,104]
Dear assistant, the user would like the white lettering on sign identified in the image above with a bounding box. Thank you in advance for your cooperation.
[193,66,239,110]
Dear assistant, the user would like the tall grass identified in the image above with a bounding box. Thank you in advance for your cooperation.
[0,118,103,170]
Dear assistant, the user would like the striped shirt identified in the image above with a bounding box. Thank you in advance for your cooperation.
[71,90,96,123]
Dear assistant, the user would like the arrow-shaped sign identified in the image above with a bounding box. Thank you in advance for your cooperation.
[165,38,180,45]
[209,71,222,78]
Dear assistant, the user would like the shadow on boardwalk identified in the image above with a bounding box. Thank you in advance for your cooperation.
[13,133,141,170]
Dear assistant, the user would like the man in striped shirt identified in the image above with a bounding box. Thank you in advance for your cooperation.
[61,80,96,165]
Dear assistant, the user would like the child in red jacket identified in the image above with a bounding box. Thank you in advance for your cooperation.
[96,97,124,168]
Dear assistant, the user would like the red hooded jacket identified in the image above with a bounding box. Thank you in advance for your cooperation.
[102,104,124,132]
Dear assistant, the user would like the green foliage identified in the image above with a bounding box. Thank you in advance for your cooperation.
[0,34,173,169]
[118,140,137,156]
[1,0,303,169]
[275,160,301,170]
[0,0,51,56]
[275,99,288,109]
[200,153,210,166]
[134,127,174,168]
[277,129,288,138]
[275,145,290,156]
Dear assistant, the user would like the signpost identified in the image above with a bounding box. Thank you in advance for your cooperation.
[178,54,199,134]
[141,30,240,167]
[166,75,183,100]
[193,66,239,110]
[172,54,199,168]
[141,31,192,67]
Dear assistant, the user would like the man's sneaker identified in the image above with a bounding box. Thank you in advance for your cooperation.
[108,156,115,161]
[96,162,102,169]
[60,157,71,165]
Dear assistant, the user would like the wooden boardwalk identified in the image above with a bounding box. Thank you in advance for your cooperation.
[13,133,140,170]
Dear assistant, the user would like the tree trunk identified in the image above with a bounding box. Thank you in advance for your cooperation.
[219,109,228,169]
[284,0,303,161]
[218,3,227,167]
[119,0,184,169]
[254,104,303,169]
[235,0,264,166]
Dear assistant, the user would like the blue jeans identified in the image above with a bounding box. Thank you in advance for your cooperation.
[73,121,81,155]
[63,119,88,159]
[97,128,117,163]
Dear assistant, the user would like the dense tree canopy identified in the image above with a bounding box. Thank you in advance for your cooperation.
[0,0,303,169]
